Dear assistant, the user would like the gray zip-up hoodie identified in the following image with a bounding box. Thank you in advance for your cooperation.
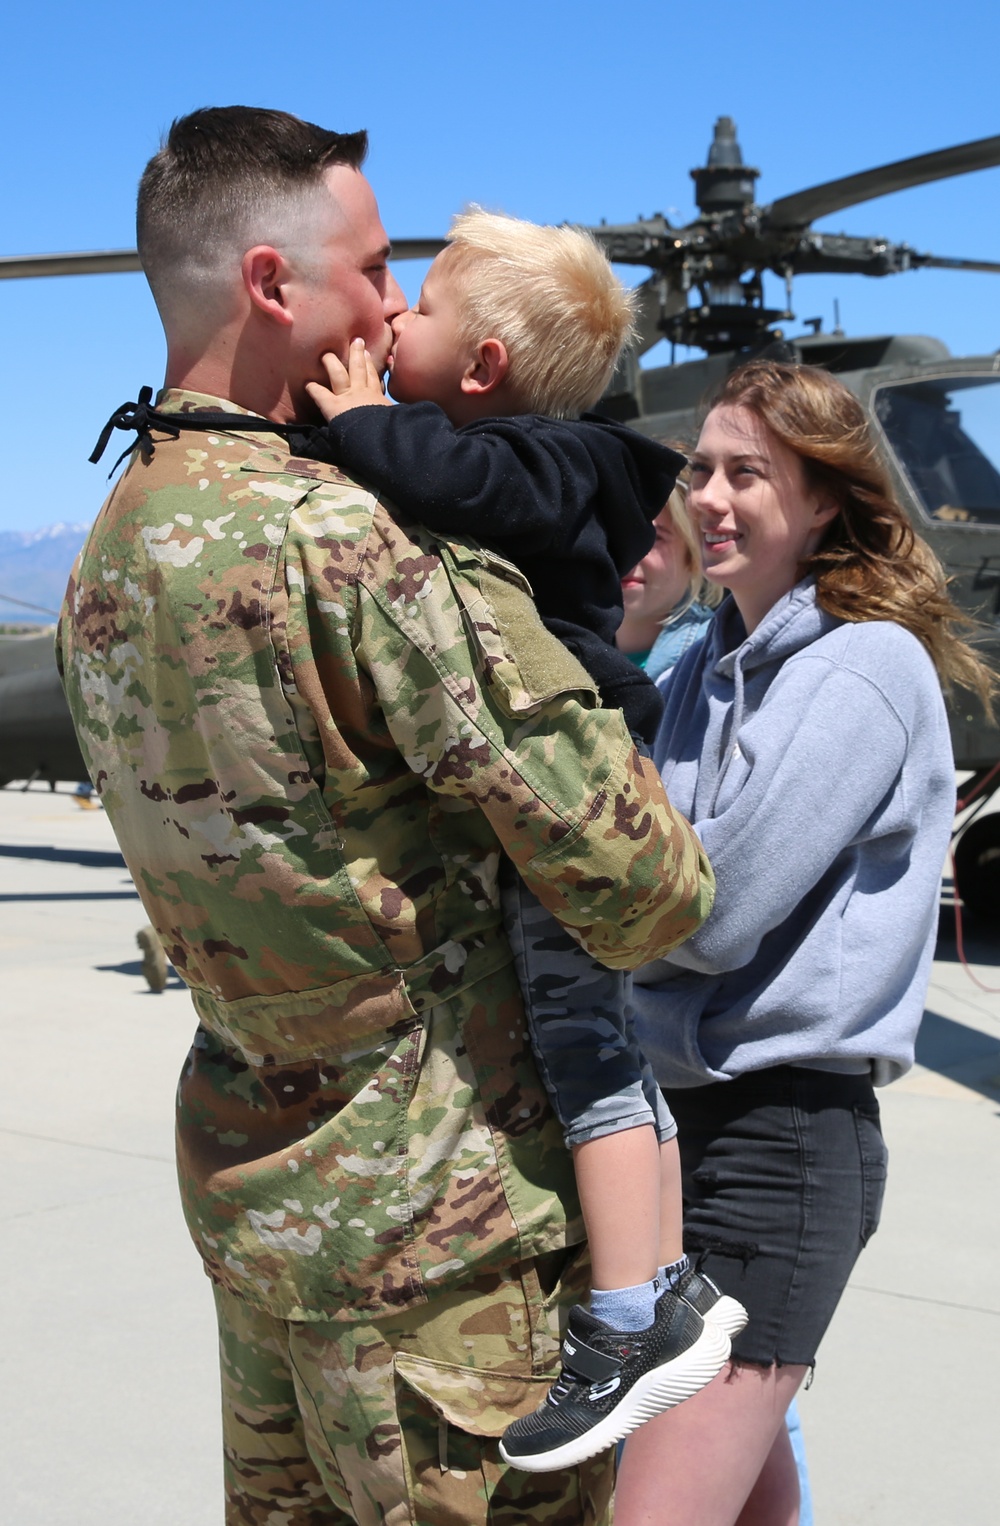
[633,579,954,1088]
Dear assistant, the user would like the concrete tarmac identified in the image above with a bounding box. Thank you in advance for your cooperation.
[2,784,998,1524]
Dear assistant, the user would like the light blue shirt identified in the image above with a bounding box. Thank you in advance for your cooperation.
[643,602,714,682]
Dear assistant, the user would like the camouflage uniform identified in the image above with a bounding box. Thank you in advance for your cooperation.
[58,390,713,1524]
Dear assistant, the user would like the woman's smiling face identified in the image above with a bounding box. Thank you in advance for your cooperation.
[688,404,839,632]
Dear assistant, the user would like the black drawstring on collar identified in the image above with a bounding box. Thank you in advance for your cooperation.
[89,385,298,477]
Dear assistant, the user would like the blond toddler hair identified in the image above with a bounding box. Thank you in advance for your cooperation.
[442,208,637,419]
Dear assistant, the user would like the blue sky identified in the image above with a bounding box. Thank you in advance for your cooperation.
[1,0,998,538]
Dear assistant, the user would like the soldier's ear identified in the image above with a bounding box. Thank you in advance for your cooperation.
[242,246,294,328]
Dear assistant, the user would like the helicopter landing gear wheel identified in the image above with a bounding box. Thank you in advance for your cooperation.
[954,815,1000,926]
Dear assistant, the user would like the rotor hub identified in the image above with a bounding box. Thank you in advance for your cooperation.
[691,116,760,215]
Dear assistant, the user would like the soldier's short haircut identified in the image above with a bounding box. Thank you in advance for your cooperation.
[442,209,637,419]
[137,106,368,313]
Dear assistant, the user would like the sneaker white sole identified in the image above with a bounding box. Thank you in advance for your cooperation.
[703,1294,748,1341]
[498,1319,731,1473]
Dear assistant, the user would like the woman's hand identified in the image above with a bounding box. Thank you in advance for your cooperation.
[305,338,392,420]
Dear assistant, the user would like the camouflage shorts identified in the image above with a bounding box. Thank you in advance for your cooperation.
[501,867,676,1149]
[215,1248,614,1525]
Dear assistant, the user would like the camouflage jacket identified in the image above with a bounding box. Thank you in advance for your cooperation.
[58,389,714,1323]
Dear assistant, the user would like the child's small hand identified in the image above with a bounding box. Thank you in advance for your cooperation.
[305,338,392,420]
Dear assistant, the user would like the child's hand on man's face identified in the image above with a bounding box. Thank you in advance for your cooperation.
[305,338,392,420]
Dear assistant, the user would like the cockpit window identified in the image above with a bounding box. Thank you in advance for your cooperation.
[873,375,1000,527]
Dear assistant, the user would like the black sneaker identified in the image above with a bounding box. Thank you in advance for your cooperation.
[498,1288,730,1472]
[676,1266,748,1342]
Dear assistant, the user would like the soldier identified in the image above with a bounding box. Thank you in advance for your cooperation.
[58,106,714,1526]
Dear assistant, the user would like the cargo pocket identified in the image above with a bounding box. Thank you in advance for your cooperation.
[853,1100,888,1247]
[177,1016,430,1321]
[394,1352,613,1525]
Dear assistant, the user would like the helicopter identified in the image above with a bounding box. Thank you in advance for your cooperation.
[2,117,1000,914]
[0,625,85,785]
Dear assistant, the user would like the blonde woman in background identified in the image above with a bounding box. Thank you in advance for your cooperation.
[617,485,721,681]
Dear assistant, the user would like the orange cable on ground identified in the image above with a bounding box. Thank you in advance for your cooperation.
[955,759,1000,814]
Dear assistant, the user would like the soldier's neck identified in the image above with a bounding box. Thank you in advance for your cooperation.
[164,347,300,425]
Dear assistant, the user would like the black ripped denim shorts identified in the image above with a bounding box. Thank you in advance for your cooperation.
[664,1065,888,1369]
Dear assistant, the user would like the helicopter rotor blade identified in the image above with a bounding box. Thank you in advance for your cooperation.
[910,252,1000,275]
[389,238,449,261]
[764,134,1000,230]
[0,250,143,280]
[0,238,448,283]
[767,230,1000,281]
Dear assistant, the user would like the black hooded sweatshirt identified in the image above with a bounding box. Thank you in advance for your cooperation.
[291,402,685,745]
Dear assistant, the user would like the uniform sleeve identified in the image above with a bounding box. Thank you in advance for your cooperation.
[352,517,715,969]
[304,403,597,553]
[663,653,911,975]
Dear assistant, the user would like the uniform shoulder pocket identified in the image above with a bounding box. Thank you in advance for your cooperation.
[440,540,598,715]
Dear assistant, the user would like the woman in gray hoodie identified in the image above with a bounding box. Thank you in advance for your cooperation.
[615,361,995,1526]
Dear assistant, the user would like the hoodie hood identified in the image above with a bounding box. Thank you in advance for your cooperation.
[710,579,843,678]
[563,414,687,573]
[675,580,841,818]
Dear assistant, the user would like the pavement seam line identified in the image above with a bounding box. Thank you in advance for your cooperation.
[8,1184,177,1223]
[850,1282,1000,1318]
[0,1126,173,1165]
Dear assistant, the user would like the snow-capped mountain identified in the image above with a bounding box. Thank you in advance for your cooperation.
[0,524,92,624]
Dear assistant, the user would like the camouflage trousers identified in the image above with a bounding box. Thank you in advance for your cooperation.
[501,868,676,1149]
[215,1250,614,1525]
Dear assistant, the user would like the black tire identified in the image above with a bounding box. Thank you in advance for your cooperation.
[954,815,1000,925]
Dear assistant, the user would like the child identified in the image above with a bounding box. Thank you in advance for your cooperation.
[295,210,746,1471]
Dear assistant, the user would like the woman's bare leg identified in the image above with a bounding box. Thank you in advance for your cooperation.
[736,1420,801,1526]
[615,1358,807,1526]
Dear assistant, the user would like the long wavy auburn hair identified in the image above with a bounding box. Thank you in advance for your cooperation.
[708,360,996,715]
